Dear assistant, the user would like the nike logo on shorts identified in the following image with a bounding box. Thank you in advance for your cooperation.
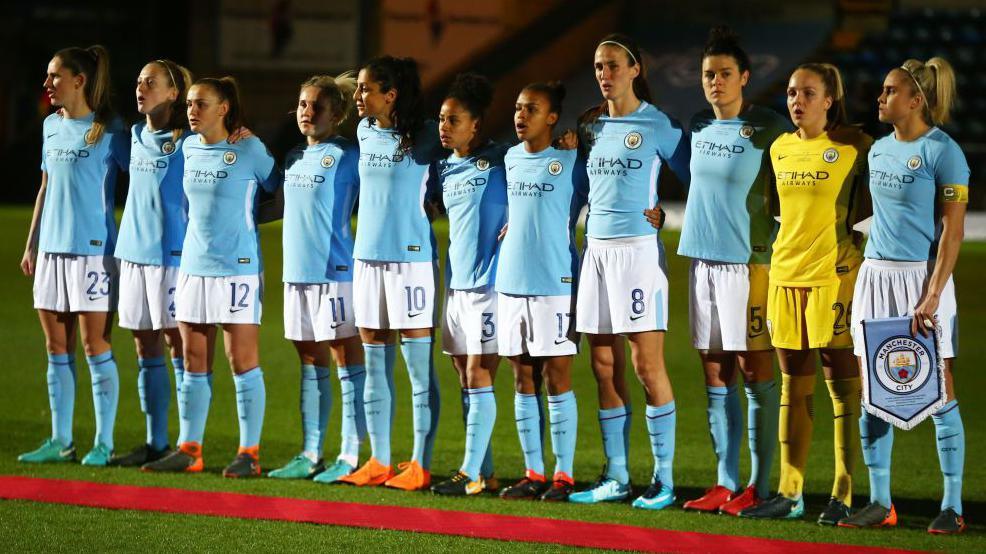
[553,339,568,345]
[230,308,246,313]
[407,312,422,318]
[630,314,646,321]
[480,337,495,343]
[330,322,343,329]
[88,296,103,302]
[833,327,849,335]
[748,331,766,339]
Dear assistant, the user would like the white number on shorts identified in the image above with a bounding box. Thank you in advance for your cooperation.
[404,286,426,312]
[555,312,572,339]
[86,271,111,296]
[329,296,347,322]
[631,288,645,315]
[229,283,250,309]
[482,312,495,338]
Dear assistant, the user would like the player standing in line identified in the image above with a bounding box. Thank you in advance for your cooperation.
[740,64,871,524]
[142,77,280,477]
[839,58,969,534]
[430,73,507,496]
[266,73,368,483]
[338,56,445,491]
[495,82,586,502]
[108,59,193,467]
[19,46,129,466]
[674,27,789,515]
[568,34,689,510]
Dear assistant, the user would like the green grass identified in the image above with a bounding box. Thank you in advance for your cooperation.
[0,204,983,552]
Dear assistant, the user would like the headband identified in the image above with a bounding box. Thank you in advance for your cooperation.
[899,64,936,121]
[156,59,179,89]
[599,40,638,66]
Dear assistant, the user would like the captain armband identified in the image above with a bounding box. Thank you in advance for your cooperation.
[939,184,969,203]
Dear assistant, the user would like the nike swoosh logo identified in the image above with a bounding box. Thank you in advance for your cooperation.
[630,314,645,321]
[229,308,246,313]
[88,296,103,301]
[872,153,883,157]
[330,322,343,329]
[748,331,766,339]
[553,339,568,345]
[480,337,495,343]
[59,448,74,457]
[359,136,369,141]
[407,312,422,318]
[508,165,517,170]
[833,328,849,335]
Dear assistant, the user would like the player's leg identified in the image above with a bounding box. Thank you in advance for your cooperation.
[269,338,332,479]
[109,328,172,466]
[315,335,367,483]
[78,309,118,466]
[221,322,265,478]
[499,353,549,499]
[628,330,677,511]
[540,353,577,502]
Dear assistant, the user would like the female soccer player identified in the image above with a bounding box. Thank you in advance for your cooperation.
[430,73,507,496]
[108,59,193,467]
[338,56,445,491]
[19,45,129,466]
[839,58,969,534]
[142,77,280,478]
[495,82,586,502]
[676,27,789,515]
[267,73,368,483]
[740,64,871,524]
[568,34,688,510]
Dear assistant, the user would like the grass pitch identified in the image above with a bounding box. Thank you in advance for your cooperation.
[0,205,983,552]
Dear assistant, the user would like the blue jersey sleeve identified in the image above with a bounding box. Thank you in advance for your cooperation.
[109,122,131,172]
[655,114,690,184]
[935,138,970,187]
[249,138,280,192]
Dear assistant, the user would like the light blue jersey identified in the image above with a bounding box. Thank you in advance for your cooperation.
[866,128,970,261]
[678,106,791,264]
[440,142,508,290]
[282,137,359,283]
[180,135,279,277]
[116,123,188,267]
[353,119,444,262]
[38,112,129,256]
[496,145,588,296]
[580,101,689,238]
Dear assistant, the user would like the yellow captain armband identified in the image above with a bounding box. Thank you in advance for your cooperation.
[940,184,969,203]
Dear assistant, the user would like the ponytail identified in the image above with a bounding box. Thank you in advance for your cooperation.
[899,57,956,125]
[194,76,244,133]
[54,44,114,144]
[299,71,358,127]
[797,62,848,129]
[151,59,194,143]
[578,33,652,142]
[363,56,425,151]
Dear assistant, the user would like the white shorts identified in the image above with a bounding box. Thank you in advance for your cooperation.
[498,293,578,357]
[33,252,118,313]
[576,235,669,334]
[175,272,263,325]
[283,281,358,342]
[851,259,957,358]
[689,260,772,352]
[118,261,179,330]
[442,286,498,355]
[353,259,437,330]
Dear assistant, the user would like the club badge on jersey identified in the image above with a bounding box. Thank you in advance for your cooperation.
[861,316,945,430]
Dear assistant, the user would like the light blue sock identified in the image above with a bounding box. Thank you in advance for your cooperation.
[137,356,170,450]
[744,380,778,498]
[363,343,395,465]
[178,371,212,444]
[233,367,266,449]
[646,401,676,489]
[514,392,544,476]
[300,365,332,456]
[46,353,76,447]
[547,390,578,479]
[337,364,366,466]
[87,350,119,450]
[932,400,965,515]
[461,386,496,481]
[706,386,738,490]
[172,357,185,407]
[401,337,440,469]
[859,410,893,508]
[599,405,629,484]
[462,389,495,478]
[724,385,742,489]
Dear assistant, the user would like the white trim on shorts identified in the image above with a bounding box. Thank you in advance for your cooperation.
[498,292,578,357]
[353,259,437,330]
[283,281,358,342]
[688,259,766,351]
[175,271,263,325]
[442,286,498,356]
[118,260,179,330]
[33,252,119,313]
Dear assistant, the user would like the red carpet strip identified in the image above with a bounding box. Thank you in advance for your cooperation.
[0,476,924,553]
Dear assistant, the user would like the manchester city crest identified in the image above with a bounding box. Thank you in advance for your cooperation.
[475,157,490,171]
[624,131,642,150]
[907,155,922,171]
[822,147,839,163]
[223,151,237,165]
[321,155,335,168]
[547,160,563,176]
[874,336,932,394]
[162,141,176,155]
[739,125,754,139]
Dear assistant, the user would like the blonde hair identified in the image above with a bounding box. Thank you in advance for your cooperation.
[899,57,956,125]
[54,45,113,144]
[150,59,194,143]
[299,71,358,127]
[797,62,848,129]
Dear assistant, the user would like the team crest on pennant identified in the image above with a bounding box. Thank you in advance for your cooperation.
[475,157,490,171]
[739,125,754,139]
[547,160,563,176]
[162,141,176,155]
[624,131,642,149]
[822,148,839,163]
[223,151,237,165]
[862,316,945,430]
[907,155,922,170]
[321,155,335,168]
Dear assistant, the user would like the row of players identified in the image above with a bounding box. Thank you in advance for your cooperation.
[18,27,969,533]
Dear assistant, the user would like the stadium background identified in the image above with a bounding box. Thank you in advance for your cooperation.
[0,0,984,551]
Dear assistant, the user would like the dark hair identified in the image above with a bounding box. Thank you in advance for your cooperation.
[796,63,848,129]
[363,55,424,151]
[149,59,194,142]
[521,81,566,118]
[193,76,244,132]
[54,45,113,144]
[578,34,652,136]
[445,72,494,122]
[702,25,751,75]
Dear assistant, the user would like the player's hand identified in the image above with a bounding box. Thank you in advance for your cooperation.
[643,203,665,230]
[911,293,940,338]
[227,126,254,143]
[497,223,508,241]
[21,247,36,276]
[553,129,579,150]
